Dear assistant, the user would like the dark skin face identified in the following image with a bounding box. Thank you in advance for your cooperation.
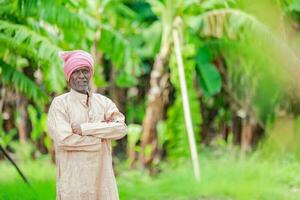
[69,66,90,94]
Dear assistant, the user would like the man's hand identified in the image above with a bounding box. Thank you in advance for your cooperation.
[103,112,118,123]
[71,123,82,135]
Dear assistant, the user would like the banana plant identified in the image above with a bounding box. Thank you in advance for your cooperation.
[0,0,86,98]
[190,5,298,150]
[140,0,300,177]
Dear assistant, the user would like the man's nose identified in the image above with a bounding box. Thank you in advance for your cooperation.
[78,71,85,78]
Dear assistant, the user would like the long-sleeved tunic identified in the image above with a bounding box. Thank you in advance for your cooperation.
[47,89,127,200]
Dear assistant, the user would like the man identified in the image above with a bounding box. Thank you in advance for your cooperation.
[47,50,127,200]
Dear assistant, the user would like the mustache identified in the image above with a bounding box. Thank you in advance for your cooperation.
[76,80,88,84]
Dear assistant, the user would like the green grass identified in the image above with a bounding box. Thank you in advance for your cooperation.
[0,151,300,200]
[118,150,300,200]
[0,157,56,200]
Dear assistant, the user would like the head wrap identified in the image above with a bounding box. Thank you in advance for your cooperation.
[59,50,94,81]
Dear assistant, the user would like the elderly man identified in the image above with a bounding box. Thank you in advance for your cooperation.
[47,50,127,200]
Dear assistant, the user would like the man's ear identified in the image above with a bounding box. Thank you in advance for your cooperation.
[67,81,71,89]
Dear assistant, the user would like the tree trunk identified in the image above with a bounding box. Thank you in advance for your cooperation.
[16,65,35,143]
[173,25,200,181]
[140,41,171,168]
[241,117,255,151]
[232,115,241,145]
[16,95,29,144]
[0,87,5,113]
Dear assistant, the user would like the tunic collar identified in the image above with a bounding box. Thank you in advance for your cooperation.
[70,89,92,107]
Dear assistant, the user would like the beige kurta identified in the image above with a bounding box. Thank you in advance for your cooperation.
[47,89,127,200]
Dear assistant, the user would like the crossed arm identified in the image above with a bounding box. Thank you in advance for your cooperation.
[47,98,127,152]
[71,111,127,140]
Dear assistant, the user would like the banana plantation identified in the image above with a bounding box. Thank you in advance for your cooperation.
[1,0,300,199]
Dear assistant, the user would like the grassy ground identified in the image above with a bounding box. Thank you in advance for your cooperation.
[0,150,300,200]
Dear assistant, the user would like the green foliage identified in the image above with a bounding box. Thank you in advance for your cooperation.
[16,0,85,30]
[92,62,107,87]
[10,141,35,163]
[285,0,300,12]
[200,0,236,10]
[127,124,142,150]
[0,0,87,46]
[126,97,146,124]
[27,105,52,153]
[138,21,162,58]
[0,115,17,149]
[258,116,300,160]
[216,39,286,123]
[192,8,300,70]
[195,46,222,97]
[27,105,47,141]
[126,123,142,166]
[0,60,48,105]
[0,20,65,92]
[165,49,202,159]
[165,91,201,159]
[2,3,300,197]
[116,71,138,88]
[98,25,140,88]
[157,120,167,150]
[98,26,127,69]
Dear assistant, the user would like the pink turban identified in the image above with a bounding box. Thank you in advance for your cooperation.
[59,50,94,81]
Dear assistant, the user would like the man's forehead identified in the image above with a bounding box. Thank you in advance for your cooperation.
[73,66,90,71]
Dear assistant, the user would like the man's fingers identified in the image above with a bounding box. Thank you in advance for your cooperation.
[73,129,80,135]
[102,116,112,123]
[71,127,79,134]
[104,112,117,122]
[71,123,82,135]
[106,115,114,122]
